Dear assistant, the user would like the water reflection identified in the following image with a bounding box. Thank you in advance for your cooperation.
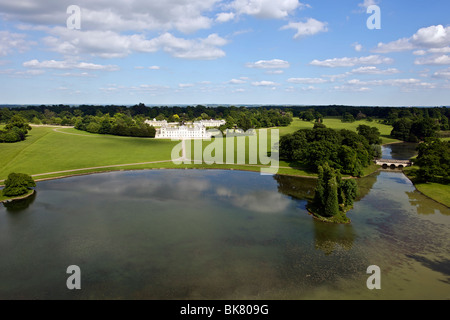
[382,143,418,160]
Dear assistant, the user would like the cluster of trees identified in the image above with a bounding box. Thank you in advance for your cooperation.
[279,125,382,177]
[390,117,440,142]
[75,114,156,138]
[2,173,36,197]
[310,163,358,222]
[0,115,32,143]
[414,138,449,184]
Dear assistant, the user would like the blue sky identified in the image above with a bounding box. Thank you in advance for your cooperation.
[0,0,449,106]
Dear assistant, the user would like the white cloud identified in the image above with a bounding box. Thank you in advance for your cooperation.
[0,0,219,34]
[352,42,363,52]
[0,31,33,56]
[415,55,450,66]
[149,66,160,70]
[310,55,393,68]
[374,25,450,53]
[280,18,328,39]
[23,59,119,71]
[358,0,379,9]
[216,12,235,23]
[230,0,303,19]
[228,78,247,84]
[350,66,400,75]
[252,80,279,86]
[43,27,228,60]
[433,67,450,79]
[178,83,195,88]
[246,59,290,69]
[287,77,328,84]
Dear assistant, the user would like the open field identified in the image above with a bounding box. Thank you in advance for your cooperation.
[0,118,397,183]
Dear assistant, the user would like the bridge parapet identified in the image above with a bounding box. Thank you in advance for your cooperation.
[375,159,412,167]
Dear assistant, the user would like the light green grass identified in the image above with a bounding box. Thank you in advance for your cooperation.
[279,118,400,144]
[0,126,178,180]
[415,183,450,208]
[403,166,450,207]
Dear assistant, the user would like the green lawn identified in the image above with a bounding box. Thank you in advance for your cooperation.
[1,119,393,183]
[415,183,450,208]
[0,126,178,181]
[279,118,400,144]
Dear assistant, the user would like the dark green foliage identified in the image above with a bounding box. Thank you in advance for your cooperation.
[342,112,355,123]
[357,125,382,145]
[2,173,36,197]
[415,138,449,184]
[0,115,32,143]
[279,128,374,177]
[391,117,439,142]
[312,163,358,219]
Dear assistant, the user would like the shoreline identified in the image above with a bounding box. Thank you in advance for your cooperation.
[0,189,35,204]
[0,161,380,188]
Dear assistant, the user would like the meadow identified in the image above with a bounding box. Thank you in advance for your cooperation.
[0,118,398,183]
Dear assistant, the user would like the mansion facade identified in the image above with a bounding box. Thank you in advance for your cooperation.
[145,118,226,139]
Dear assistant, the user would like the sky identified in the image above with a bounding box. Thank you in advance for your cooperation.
[0,0,449,106]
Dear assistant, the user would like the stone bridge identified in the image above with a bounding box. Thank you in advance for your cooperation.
[375,159,412,168]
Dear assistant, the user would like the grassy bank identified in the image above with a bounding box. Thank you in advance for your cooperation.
[403,166,450,207]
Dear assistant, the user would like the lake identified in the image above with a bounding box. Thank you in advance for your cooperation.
[0,143,449,299]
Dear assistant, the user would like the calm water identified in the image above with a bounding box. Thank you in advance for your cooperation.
[0,144,449,299]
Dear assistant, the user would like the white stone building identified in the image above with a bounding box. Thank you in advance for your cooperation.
[156,124,211,139]
[194,119,226,128]
[144,119,168,127]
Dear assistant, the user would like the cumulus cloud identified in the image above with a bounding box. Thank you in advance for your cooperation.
[374,25,450,53]
[287,77,329,84]
[252,80,279,86]
[42,27,228,60]
[280,18,328,39]
[246,59,290,69]
[23,59,119,71]
[0,30,34,56]
[230,0,304,19]
[350,66,400,75]
[310,55,393,68]
[216,12,235,23]
[0,0,218,34]
[414,55,450,66]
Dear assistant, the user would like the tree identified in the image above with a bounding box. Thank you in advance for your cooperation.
[2,173,36,197]
[415,138,449,184]
[313,163,339,217]
[357,125,382,145]
[342,112,355,123]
